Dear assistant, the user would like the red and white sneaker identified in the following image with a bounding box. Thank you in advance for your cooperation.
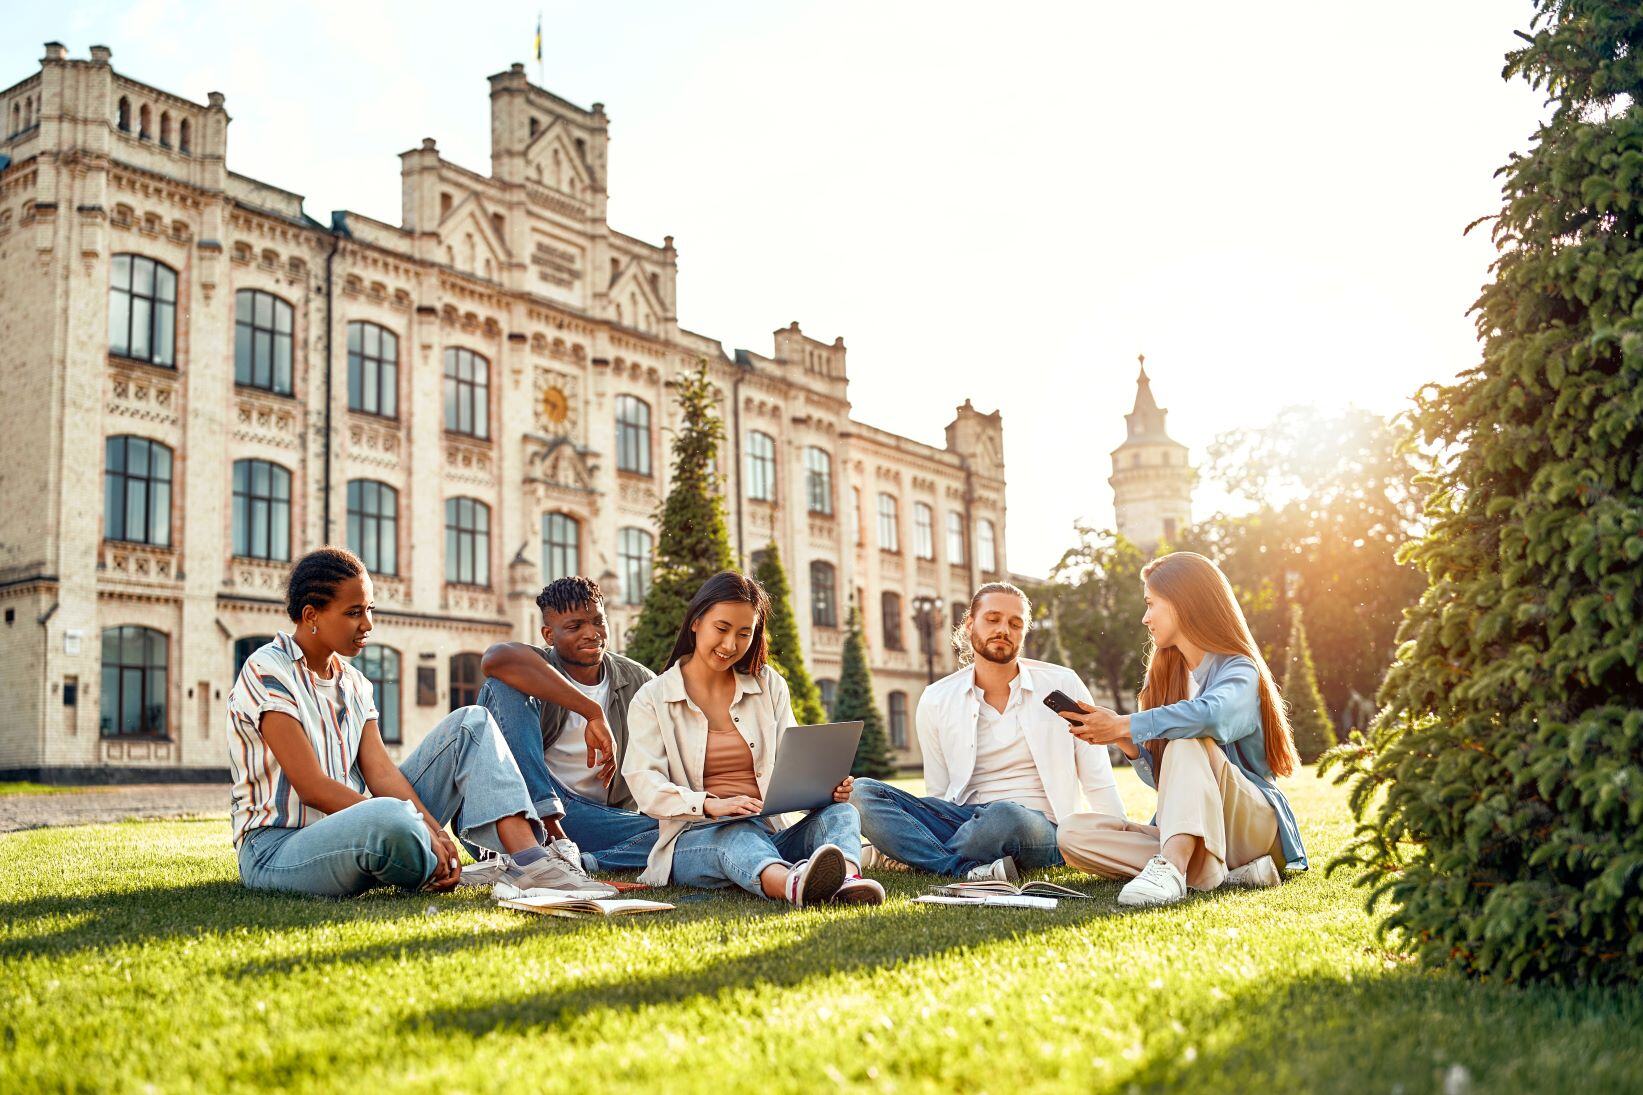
[784,843,847,908]
[830,876,886,906]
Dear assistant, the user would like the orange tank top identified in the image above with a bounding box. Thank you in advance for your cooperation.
[702,724,759,801]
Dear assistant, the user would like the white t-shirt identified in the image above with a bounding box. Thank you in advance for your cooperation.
[544,674,612,803]
[963,674,1055,816]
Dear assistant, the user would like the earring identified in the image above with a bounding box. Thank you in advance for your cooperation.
[311,626,317,635]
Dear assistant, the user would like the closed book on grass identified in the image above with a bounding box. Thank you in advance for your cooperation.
[497,892,675,919]
[935,880,1092,900]
[914,894,1059,910]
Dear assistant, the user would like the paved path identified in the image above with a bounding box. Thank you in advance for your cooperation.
[0,784,229,833]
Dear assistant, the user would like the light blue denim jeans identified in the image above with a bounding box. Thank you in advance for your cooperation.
[850,777,1062,876]
[237,705,544,897]
[477,677,660,871]
[670,801,863,898]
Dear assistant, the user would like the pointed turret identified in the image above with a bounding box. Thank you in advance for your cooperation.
[1109,355,1194,550]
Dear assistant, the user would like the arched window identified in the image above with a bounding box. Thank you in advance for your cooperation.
[24,96,33,130]
[914,502,935,560]
[817,678,838,719]
[116,96,131,132]
[529,117,540,138]
[881,591,904,651]
[541,512,579,582]
[104,436,173,546]
[977,518,998,574]
[347,322,398,418]
[109,254,177,366]
[138,103,151,139]
[232,635,274,679]
[232,459,292,561]
[10,102,19,136]
[888,691,908,749]
[101,626,168,738]
[746,430,776,501]
[444,497,490,586]
[159,111,172,148]
[234,289,294,394]
[946,511,966,566]
[618,527,653,605]
[443,348,489,438]
[178,118,191,154]
[449,652,482,711]
[615,395,651,475]
[805,446,833,515]
[358,645,402,743]
[346,480,398,576]
[877,493,900,553]
[810,561,837,628]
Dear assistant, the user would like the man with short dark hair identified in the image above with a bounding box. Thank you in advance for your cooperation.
[851,582,1125,880]
[476,576,659,874]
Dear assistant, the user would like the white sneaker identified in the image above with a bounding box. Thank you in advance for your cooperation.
[830,876,886,906]
[501,849,619,896]
[860,843,909,871]
[964,856,1020,885]
[459,847,510,887]
[785,843,848,908]
[1224,856,1281,889]
[1118,855,1188,907]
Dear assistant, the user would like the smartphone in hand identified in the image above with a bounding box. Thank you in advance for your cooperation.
[1042,689,1084,718]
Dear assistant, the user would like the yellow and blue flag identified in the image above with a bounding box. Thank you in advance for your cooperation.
[534,14,542,62]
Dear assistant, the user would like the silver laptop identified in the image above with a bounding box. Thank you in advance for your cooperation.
[692,720,863,827]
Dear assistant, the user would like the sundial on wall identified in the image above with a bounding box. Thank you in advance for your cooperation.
[541,384,569,426]
[533,367,580,436]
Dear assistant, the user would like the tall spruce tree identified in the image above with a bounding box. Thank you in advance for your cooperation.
[624,362,737,672]
[1327,1,1643,985]
[833,606,896,779]
[1281,604,1335,764]
[752,541,827,725]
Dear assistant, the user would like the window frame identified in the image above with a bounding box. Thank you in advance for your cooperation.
[109,253,177,367]
[804,446,834,515]
[231,459,293,562]
[913,502,935,561]
[358,645,402,744]
[233,288,295,395]
[877,493,900,554]
[100,625,169,739]
[347,321,399,419]
[541,512,580,583]
[449,652,483,711]
[888,691,908,749]
[977,518,998,573]
[745,430,777,502]
[444,497,491,587]
[614,394,653,476]
[618,526,654,606]
[103,435,173,547]
[346,479,399,576]
[881,590,904,651]
[810,560,838,629]
[947,511,967,567]
[442,347,491,439]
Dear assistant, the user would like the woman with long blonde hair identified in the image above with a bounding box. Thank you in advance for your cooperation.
[1054,552,1307,907]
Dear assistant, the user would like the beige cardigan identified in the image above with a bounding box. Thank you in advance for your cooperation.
[621,662,796,885]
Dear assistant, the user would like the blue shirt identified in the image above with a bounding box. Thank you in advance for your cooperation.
[1128,651,1308,870]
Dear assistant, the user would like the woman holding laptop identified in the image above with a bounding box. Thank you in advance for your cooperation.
[623,571,884,906]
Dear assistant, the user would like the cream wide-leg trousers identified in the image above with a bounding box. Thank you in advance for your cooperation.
[1057,738,1280,891]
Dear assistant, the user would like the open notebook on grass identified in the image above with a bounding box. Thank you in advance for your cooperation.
[913,894,1060,910]
[493,883,674,920]
[934,879,1093,900]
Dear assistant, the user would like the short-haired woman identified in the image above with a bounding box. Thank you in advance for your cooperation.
[1054,552,1307,907]
[623,571,884,907]
[228,547,613,897]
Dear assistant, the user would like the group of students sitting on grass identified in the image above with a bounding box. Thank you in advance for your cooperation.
[226,548,1306,910]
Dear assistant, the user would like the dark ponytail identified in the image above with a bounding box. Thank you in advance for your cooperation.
[285,547,366,623]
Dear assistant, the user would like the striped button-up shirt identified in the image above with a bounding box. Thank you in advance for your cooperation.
[226,632,377,846]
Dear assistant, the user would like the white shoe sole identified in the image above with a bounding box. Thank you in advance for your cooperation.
[1117,886,1186,908]
[1225,857,1282,888]
[794,844,847,907]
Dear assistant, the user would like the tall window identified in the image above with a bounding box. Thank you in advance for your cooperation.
[618,527,654,605]
[882,591,904,650]
[888,691,908,749]
[103,436,172,546]
[805,446,833,515]
[542,513,579,582]
[450,653,482,710]
[232,460,292,561]
[109,254,176,366]
[443,348,490,438]
[117,96,131,132]
[346,480,398,576]
[811,561,838,628]
[947,511,967,566]
[913,502,935,560]
[745,431,776,502]
[818,679,838,719]
[232,635,274,679]
[358,645,402,744]
[615,395,652,475]
[234,289,294,395]
[100,626,167,738]
[347,322,398,418]
[444,497,490,586]
[852,488,863,545]
[977,518,998,573]
[877,493,900,553]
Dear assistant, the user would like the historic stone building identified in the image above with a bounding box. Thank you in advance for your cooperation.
[0,44,1008,780]
[1109,357,1194,550]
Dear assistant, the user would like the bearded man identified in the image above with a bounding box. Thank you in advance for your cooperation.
[850,582,1125,880]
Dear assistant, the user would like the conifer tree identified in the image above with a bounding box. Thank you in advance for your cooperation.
[1282,604,1335,764]
[1327,1,1643,985]
[752,541,827,725]
[625,362,737,672]
[833,606,896,779]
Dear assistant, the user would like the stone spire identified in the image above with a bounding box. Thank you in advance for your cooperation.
[1108,354,1194,550]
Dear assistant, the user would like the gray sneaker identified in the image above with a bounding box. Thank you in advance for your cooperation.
[964,856,1020,885]
[459,848,511,887]
[501,849,619,896]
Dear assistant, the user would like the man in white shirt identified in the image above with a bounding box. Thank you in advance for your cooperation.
[851,583,1125,881]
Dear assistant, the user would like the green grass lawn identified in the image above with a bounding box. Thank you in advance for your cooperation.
[3,772,1641,1094]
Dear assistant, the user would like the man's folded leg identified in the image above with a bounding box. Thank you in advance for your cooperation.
[849,777,982,876]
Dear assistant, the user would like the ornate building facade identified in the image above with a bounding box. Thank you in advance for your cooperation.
[0,45,1008,780]
[1109,357,1193,550]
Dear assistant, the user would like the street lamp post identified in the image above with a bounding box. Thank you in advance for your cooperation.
[910,595,943,685]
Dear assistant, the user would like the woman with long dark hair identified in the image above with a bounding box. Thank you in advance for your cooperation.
[623,571,884,906]
[1053,552,1307,907]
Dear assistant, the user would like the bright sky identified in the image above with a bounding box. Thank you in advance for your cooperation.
[7,2,1547,577]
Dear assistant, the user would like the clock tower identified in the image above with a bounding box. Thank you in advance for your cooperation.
[1109,356,1194,550]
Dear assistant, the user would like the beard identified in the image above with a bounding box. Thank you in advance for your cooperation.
[972,632,1018,665]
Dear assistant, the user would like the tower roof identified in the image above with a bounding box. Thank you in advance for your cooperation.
[1116,354,1181,449]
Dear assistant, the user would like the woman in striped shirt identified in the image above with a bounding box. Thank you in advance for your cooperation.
[227,547,614,897]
